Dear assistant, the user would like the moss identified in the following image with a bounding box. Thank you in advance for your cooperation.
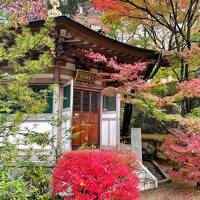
[142,134,170,141]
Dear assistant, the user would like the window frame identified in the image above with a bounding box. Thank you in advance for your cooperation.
[30,84,53,114]
[102,95,117,112]
[63,84,71,109]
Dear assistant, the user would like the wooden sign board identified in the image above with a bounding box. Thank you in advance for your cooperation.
[75,69,96,84]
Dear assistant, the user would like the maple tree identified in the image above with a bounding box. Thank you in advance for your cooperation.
[52,150,139,200]
[84,47,200,186]
[1,0,48,24]
[163,120,200,185]
[92,0,200,115]
[131,75,200,186]
[91,0,200,137]
[85,50,148,92]
[129,72,200,186]
[159,79,200,185]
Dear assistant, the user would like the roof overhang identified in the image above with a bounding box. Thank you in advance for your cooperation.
[28,15,161,79]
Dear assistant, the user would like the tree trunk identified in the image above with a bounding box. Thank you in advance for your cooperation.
[121,103,133,137]
[181,99,192,116]
[197,182,200,191]
[181,63,192,115]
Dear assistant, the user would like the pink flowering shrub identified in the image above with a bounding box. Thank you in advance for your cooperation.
[51,150,139,200]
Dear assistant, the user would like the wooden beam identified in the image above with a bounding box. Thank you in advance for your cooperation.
[54,67,60,83]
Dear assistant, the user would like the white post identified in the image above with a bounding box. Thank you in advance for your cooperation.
[116,94,121,151]
[62,79,73,152]
[131,128,142,162]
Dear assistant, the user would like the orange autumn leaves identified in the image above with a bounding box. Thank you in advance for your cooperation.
[92,0,200,22]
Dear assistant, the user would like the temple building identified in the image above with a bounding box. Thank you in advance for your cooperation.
[1,15,159,153]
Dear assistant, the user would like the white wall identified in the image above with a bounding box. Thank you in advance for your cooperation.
[18,117,53,150]
[12,82,73,160]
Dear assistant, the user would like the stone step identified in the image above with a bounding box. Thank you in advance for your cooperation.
[139,178,157,191]
[135,169,146,179]
[136,162,158,191]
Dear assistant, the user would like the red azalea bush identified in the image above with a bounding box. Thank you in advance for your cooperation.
[51,150,139,200]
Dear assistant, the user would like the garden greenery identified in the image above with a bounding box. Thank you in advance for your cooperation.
[0,1,56,199]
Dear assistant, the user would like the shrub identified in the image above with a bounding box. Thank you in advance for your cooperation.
[23,164,52,200]
[0,168,29,200]
[51,150,139,200]
[0,164,54,200]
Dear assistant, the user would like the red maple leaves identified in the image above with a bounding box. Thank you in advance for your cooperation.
[163,120,200,185]
[92,0,124,12]
[84,50,148,95]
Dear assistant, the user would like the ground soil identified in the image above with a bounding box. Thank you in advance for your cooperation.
[140,181,200,200]
[140,160,200,200]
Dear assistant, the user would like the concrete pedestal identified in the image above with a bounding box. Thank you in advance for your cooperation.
[131,128,142,162]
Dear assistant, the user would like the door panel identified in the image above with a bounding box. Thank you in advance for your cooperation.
[72,89,100,147]
[73,90,81,112]
[72,89,81,145]
[82,91,90,112]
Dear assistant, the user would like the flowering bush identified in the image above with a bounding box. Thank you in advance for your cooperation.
[51,150,139,200]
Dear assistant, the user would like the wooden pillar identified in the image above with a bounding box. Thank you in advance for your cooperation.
[53,67,62,158]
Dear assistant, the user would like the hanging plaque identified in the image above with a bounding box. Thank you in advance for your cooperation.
[75,69,96,84]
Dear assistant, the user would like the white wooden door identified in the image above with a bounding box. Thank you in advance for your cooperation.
[100,94,120,149]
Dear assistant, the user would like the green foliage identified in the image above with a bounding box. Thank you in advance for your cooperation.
[153,67,178,81]
[0,168,29,200]
[130,74,200,136]
[191,31,200,43]
[101,16,154,47]
[131,108,177,134]
[0,3,56,199]
[23,164,52,200]
[187,107,200,118]
[78,143,96,150]
[0,163,57,200]
[131,97,178,123]
[148,81,178,98]
[54,0,92,17]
